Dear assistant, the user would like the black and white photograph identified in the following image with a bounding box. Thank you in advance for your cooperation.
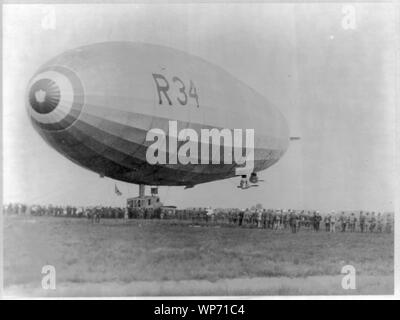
[1,1,397,299]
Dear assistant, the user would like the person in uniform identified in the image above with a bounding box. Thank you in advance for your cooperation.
[93,207,98,220]
[239,176,248,189]
[289,210,296,233]
[295,211,301,233]
[267,210,273,229]
[364,212,370,233]
[239,209,244,226]
[273,210,279,230]
[282,210,287,229]
[359,211,365,233]
[349,213,357,232]
[279,210,284,230]
[86,207,92,222]
[346,214,351,232]
[308,211,314,230]
[251,209,257,227]
[315,211,321,232]
[311,211,317,231]
[376,212,383,233]
[296,210,303,231]
[206,206,213,225]
[369,212,376,233]
[385,213,393,233]
[324,214,330,232]
[256,209,262,228]
[340,212,347,232]
[232,210,238,225]
[330,211,336,233]
[244,208,252,227]
[261,209,267,229]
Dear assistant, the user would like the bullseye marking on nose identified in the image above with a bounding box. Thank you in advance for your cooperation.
[29,65,85,132]
[29,79,61,114]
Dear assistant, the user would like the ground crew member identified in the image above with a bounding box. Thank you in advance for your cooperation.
[349,213,356,232]
[370,212,376,233]
[324,214,330,232]
[314,211,321,232]
[283,210,289,229]
[273,210,279,230]
[261,209,267,228]
[206,206,213,225]
[359,211,365,233]
[239,176,248,189]
[278,210,284,230]
[289,210,297,233]
[330,211,336,233]
[256,209,262,228]
[346,214,351,232]
[340,212,346,232]
[376,213,383,233]
[385,214,392,233]
[267,210,273,229]
[238,210,244,226]
[232,211,238,225]
[364,212,370,233]
[244,208,251,227]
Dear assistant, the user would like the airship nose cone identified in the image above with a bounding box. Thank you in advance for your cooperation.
[26,66,84,131]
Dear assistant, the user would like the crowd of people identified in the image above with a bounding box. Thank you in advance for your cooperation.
[181,208,393,234]
[2,203,125,219]
[3,202,393,233]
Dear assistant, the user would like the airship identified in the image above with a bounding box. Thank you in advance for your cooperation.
[26,42,290,191]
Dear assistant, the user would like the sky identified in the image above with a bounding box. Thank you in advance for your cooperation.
[2,3,397,211]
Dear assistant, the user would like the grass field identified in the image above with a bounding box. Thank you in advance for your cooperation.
[3,216,394,296]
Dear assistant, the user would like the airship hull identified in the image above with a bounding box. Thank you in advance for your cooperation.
[27,42,289,186]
